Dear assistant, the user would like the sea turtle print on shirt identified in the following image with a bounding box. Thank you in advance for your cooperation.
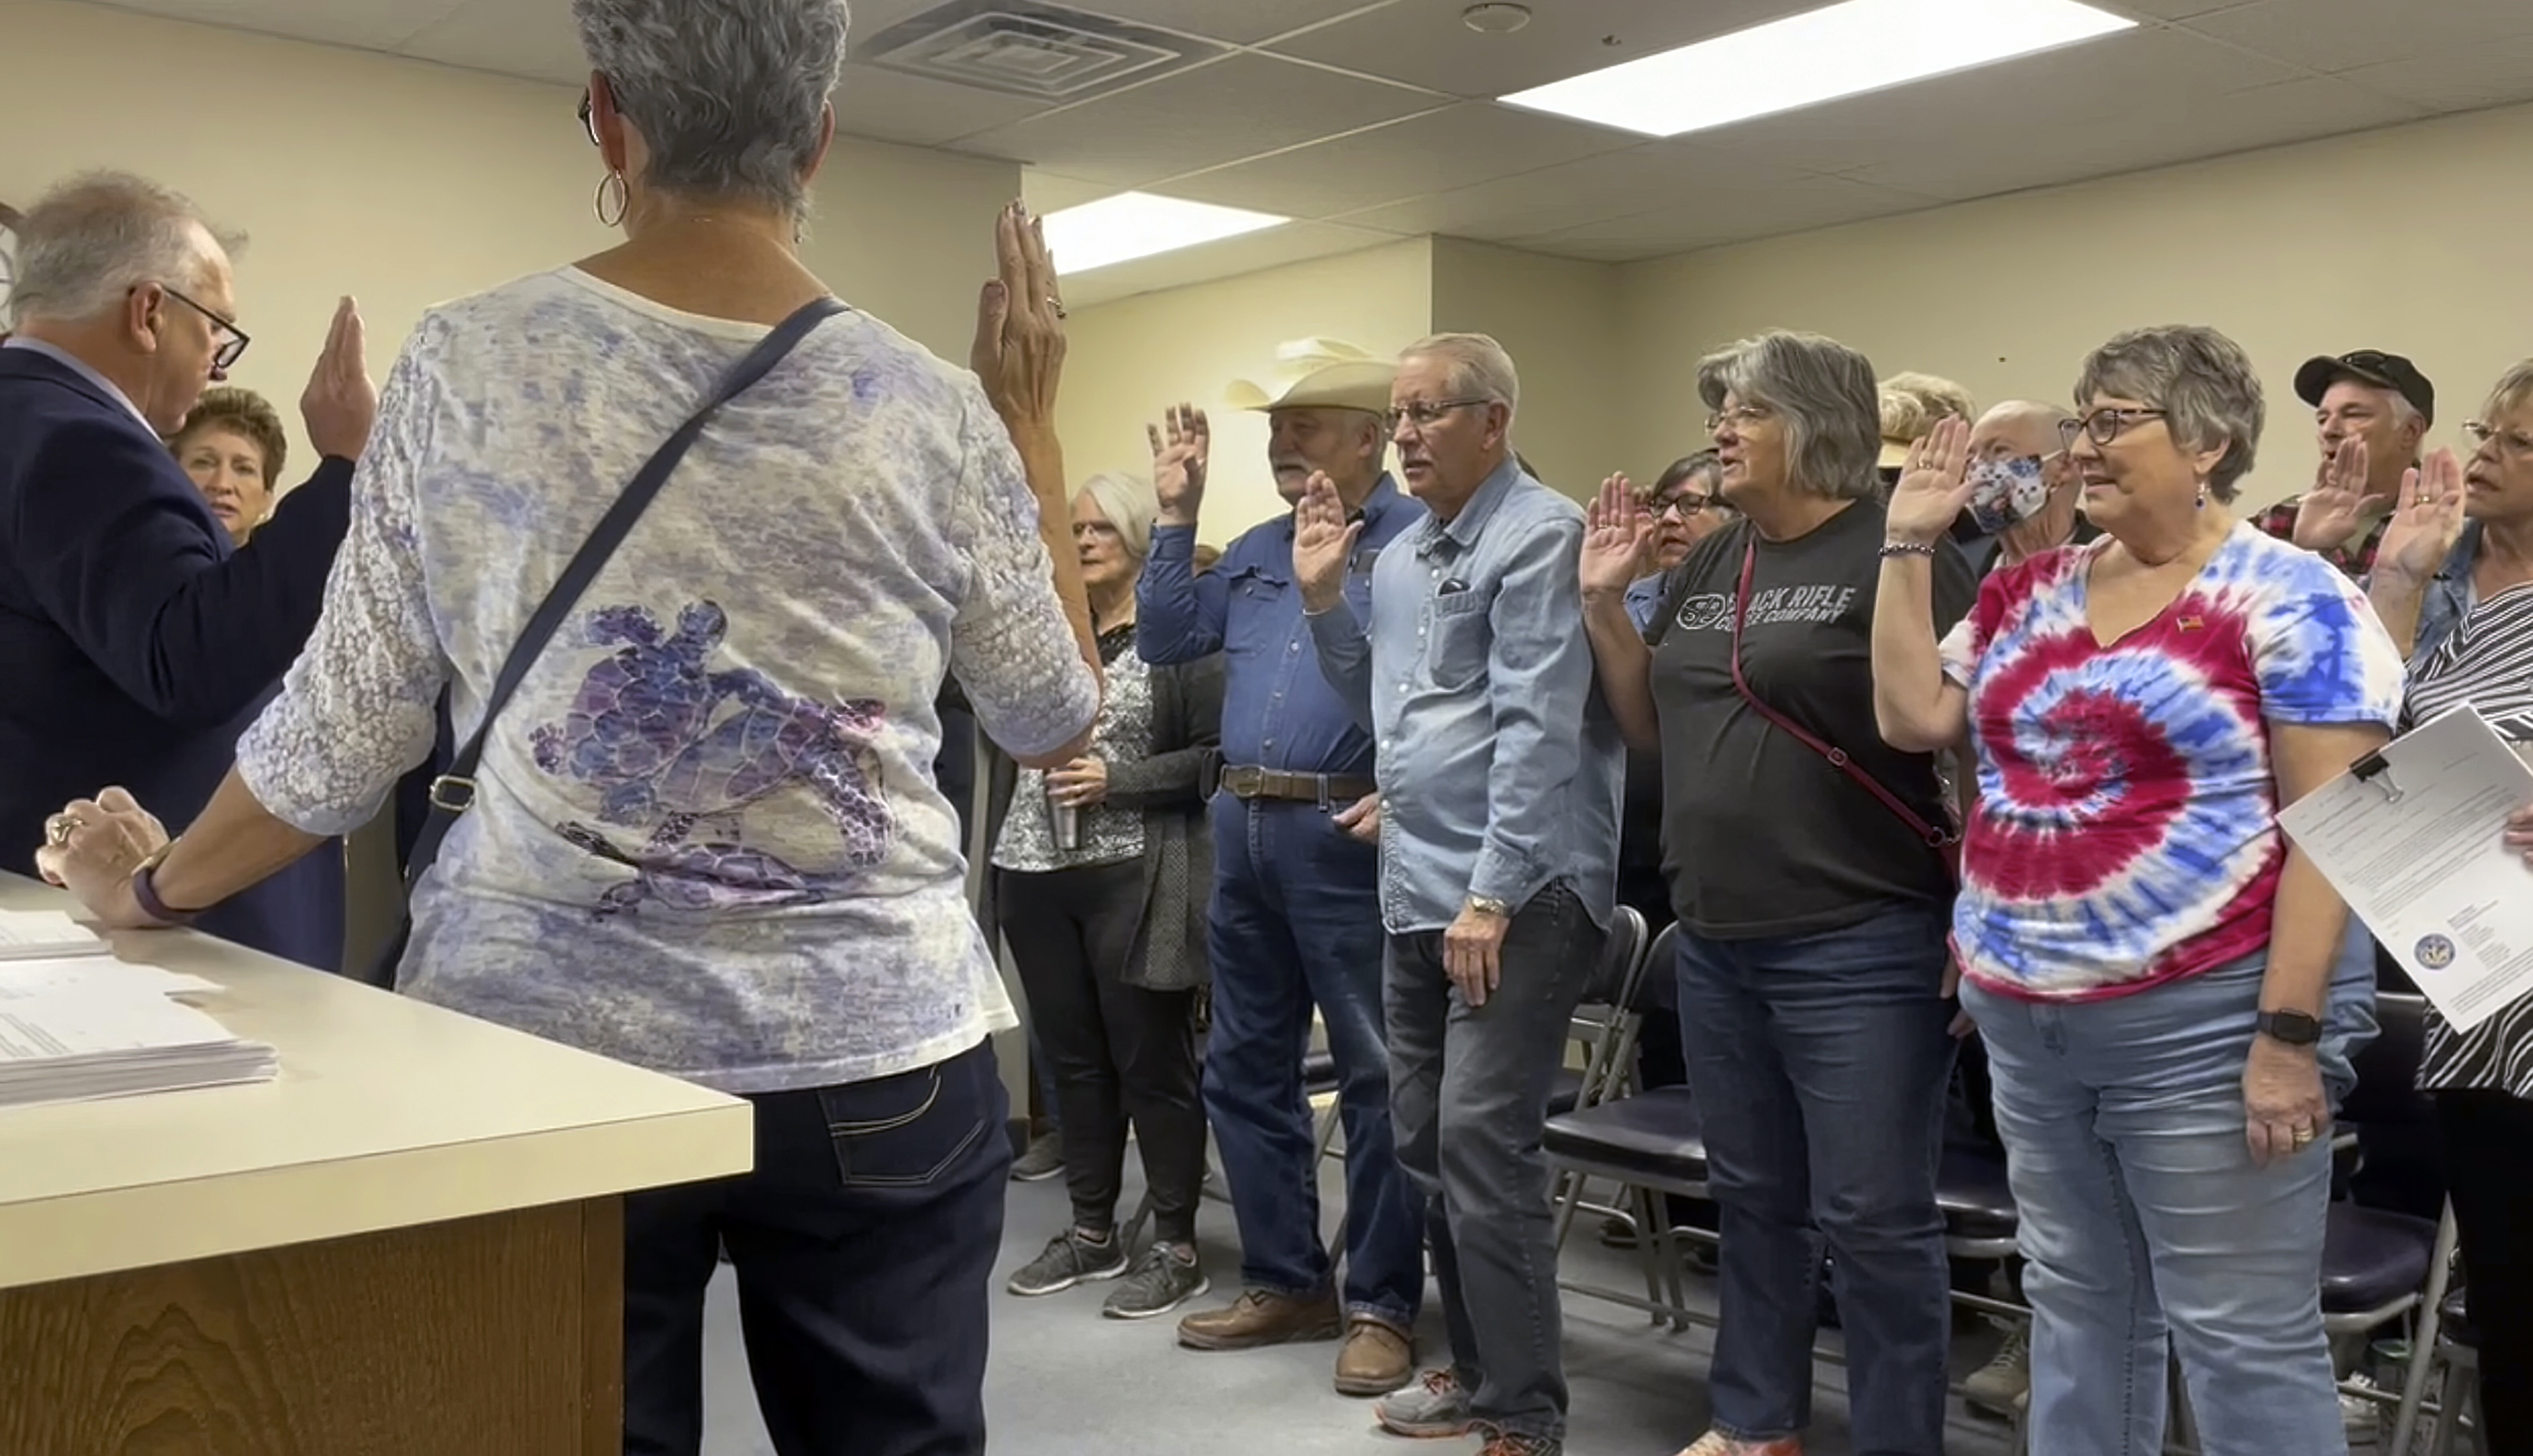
[531,599,895,913]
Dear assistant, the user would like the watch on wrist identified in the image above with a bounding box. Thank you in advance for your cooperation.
[2255,1009,2323,1047]
[130,842,202,927]
[1466,895,1513,919]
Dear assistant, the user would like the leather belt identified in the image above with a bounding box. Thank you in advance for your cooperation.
[1218,765,1376,805]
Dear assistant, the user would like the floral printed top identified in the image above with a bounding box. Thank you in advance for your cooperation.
[235,268,1099,1093]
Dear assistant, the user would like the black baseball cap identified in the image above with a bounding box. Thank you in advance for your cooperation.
[2294,350,2434,424]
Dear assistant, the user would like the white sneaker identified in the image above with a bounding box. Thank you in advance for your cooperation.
[1962,1326,2030,1416]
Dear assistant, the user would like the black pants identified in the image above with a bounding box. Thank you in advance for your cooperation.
[2436,1088,2532,1456]
[622,1040,1007,1456]
[998,860,1207,1243]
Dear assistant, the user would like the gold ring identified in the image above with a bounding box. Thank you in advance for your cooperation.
[2292,1128,2317,1145]
[43,813,82,848]
[1048,297,1067,319]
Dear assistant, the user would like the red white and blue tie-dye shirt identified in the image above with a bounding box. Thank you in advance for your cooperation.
[1938,522,2404,1002]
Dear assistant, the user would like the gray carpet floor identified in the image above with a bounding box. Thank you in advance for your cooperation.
[697,1161,2022,1456]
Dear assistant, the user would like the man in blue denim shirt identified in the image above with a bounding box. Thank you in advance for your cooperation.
[1300,333,1622,1456]
[1138,343,1429,1396]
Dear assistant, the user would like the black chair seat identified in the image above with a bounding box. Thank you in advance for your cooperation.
[2320,1203,2439,1314]
[1302,1048,1337,1091]
[2439,1286,2478,1349]
[1543,1085,1706,1182]
[1934,1147,2018,1240]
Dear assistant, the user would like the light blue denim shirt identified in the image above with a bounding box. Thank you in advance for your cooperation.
[2404,519,2484,664]
[1306,456,1623,935]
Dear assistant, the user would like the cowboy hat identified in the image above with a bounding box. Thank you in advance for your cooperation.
[1225,337,1395,416]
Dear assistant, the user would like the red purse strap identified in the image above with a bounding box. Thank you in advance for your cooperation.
[1729,539,1960,870]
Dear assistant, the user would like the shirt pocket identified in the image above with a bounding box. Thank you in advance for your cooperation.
[1225,565,1289,659]
[1425,589,1492,693]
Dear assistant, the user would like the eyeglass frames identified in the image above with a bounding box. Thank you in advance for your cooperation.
[157,284,250,372]
[1381,398,1490,434]
[2059,407,2167,449]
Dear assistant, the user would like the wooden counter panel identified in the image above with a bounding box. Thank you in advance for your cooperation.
[0,1197,622,1456]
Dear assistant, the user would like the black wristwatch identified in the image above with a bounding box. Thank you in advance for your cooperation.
[2255,1009,2323,1047]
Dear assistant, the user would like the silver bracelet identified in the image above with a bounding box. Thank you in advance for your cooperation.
[1879,540,1938,558]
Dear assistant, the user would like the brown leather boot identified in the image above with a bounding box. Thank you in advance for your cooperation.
[1332,1316,1414,1396]
[1174,1288,1343,1350]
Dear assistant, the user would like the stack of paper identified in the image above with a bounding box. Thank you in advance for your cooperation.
[0,910,111,961]
[0,955,273,1109]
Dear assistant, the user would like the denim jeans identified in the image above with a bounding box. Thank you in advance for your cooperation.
[622,1039,1008,1456]
[1203,796,1424,1327]
[1961,943,2373,1456]
[1675,905,1958,1454]
[1388,881,1604,1440]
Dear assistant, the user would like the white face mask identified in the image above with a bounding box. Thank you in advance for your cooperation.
[1965,455,2052,535]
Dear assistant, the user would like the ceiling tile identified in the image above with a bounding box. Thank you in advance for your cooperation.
[2337,37,2533,113]
[1699,25,2316,179]
[2099,0,2261,16]
[1508,176,1945,260]
[831,64,1063,146]
[1018,170,1124,213]
[954,52,1444,189]
[395,0,585,83]
[1160,102,1641,220]
[1329,137,1834,243]
[86,0,472,47]
[2179,0,2533,73]
[1055,222,1411,306]
[1266,0,1806,102]
[1067,0,1407,47]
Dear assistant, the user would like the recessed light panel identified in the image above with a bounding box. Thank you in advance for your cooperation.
[1038,192,1290,273]
[1499,0,2136,138]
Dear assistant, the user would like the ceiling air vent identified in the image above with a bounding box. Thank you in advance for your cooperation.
[859,1,1226,103]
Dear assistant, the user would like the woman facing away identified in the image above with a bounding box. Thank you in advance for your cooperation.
[1871,325,2401,1456]
[35,0,1104,1452]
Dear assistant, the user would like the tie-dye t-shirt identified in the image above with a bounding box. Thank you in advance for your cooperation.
[235,268,1099,1093]
[1938,522,2403,1002]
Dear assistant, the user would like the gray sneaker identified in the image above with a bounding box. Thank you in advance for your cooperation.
[1006,1227,1127,1296]
[1375,1368,1482,1439]
[1102,1241,1210,1320]
[1010,1132,1064,1182]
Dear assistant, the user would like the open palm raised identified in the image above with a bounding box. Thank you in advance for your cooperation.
[1581,473,1654,596]
[2373,448,2467,583]
[1292,472,1361,610]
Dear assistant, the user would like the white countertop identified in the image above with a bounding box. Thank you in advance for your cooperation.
[0,877,752,1290]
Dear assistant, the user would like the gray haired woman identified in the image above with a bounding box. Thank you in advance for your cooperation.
[33,2,1103,1452]
[1874,324,2401,1454]
[987,471,1224,1321]
[1580,330,1971,1456]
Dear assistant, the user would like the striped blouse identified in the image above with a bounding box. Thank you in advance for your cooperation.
[2401,582,2533,1099]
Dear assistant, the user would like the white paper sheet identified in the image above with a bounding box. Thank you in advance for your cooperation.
[2279,706,2533,1033]
[0,910,109,961]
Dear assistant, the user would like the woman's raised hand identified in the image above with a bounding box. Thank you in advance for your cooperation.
[972,202,1066,434]
[1581,473,1653,598]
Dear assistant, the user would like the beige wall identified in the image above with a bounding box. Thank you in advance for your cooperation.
[2,0,1017,475]
[1615,101,2533,511]
[1429,239,1625,500]
[1056,237,1434,542]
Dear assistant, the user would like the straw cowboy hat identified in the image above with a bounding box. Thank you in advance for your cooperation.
[1225,338,1396,416]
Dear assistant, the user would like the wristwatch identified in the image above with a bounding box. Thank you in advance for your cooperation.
[130,842,202,927]
[2255,1009,2323,1047]
[1466,895,1513,919]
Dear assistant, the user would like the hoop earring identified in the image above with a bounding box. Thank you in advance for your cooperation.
[594,169,629,229]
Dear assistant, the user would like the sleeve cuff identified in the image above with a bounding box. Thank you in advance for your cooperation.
[1148,523,1198,558]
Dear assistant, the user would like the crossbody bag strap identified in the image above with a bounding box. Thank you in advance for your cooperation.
[1727,537,1959,870]
[400,295,848,894]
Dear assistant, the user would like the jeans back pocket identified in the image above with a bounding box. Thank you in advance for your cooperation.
[816,1053,994,1188]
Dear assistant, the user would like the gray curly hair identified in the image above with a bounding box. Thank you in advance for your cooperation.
[571,0,852,221]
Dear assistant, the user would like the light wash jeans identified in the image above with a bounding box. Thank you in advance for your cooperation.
[1960,937,2376,1456]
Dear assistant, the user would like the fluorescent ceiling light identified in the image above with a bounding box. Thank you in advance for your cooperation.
[1499,0,2135,138]
[1038,192,1288,273]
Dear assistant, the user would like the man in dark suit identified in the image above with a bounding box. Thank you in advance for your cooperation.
[0,171,373,968]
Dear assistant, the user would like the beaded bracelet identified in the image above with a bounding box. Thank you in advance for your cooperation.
[1878,540,1938,558]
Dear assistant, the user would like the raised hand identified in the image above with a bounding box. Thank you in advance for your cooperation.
[2294,437,2370,553]
[1580,473,1654,598]
[971,202,1066,434]
[1292,471,1361,613]
[2373,448,2466,584]
[1149,403,1210,527]
[300,296,377,461]
[1888,415,1974,546]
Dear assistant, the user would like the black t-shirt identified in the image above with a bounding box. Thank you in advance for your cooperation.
[1646,500,1975,939]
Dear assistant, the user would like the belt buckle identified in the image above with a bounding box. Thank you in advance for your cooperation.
[1314,775,1333,812]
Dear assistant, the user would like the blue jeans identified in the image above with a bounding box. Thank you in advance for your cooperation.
[1960,940,2374,1456]
[623,1039,1008,1456]
[1202,796,1423,1328]
[1676,906,1957,1454]
[1389,882,1604,1440]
